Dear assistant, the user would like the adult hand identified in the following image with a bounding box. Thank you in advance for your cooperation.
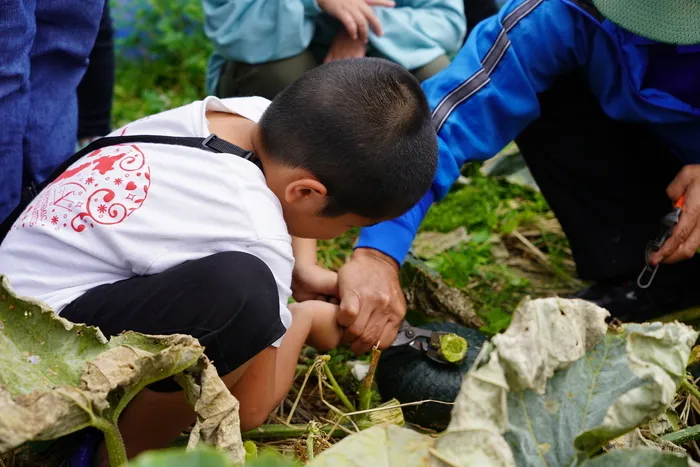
[292,263,339,303]
[324,29,367,63]
[337,248,406,355]
[316,0,394,43]
[650,165,700,265]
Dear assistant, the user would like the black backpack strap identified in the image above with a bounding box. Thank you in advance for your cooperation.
[78,134,259,166]
[1,133,261,243]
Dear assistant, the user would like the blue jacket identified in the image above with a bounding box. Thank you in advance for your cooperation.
[203,0,466,94]
[357,0,700,265]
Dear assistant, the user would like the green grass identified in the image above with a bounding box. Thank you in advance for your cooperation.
[112,0,575,337]
[111,0,212,127]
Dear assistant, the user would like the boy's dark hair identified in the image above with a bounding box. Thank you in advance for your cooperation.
[258,57,438,220]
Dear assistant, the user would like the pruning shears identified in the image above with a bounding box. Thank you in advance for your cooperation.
[637,195,685,289]
[390,321,458,365]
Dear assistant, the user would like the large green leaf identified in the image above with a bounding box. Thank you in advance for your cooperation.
[579,449,699,467]
[0,275,245,464]
[308,424,433,467]
[307,297,699,467]
[127,447,301,467]
[128,446,235,467]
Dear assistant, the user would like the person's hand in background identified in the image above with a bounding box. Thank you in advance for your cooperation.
[324,29,367,63]
[317,0,394,43]
[650,165,700,265]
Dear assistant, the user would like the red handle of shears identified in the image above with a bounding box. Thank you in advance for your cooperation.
[674,195,685,209]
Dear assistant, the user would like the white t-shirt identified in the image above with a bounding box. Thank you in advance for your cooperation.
[0,96,293,346]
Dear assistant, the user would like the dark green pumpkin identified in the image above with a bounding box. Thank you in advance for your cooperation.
[375,322,488,431]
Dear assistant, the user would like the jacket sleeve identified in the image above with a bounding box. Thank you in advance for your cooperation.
[203,0,322,64]
[356,0,592,264]
[368,0,466,70]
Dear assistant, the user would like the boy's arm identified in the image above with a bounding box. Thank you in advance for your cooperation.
[232,300,342,431]
[291,237,339,302]
[292,237,319,266]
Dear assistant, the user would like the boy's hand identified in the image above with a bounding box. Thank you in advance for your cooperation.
[337,248,405,355]
[324,29,367,63]
[317,0,394,43]
[650,165,700,265]
[292,263,339,302]
[290,300,344,351]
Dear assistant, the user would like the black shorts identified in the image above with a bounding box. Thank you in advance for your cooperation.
[61,251,286,391]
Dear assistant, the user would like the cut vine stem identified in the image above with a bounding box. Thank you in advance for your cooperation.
[359,347,381,411]
[682,378,700,401]
[661,424,700,445]
[323,363,356,413]
[242,420,374,441]
[243,399,451,441]
[93,418,127,467]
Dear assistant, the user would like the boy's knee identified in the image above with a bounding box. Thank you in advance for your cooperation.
[185,252,284,376]
[198,251,278,311]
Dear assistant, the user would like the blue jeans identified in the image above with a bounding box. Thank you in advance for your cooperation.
[0,0,104,222]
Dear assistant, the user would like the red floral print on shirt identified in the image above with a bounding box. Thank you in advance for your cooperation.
[15,144,152,232]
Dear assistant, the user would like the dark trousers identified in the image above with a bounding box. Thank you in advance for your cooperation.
[217,52,451,101]
[77,0,115,140]
[61,252,285,391]
[515,74,700,291]
[464,0,500,40]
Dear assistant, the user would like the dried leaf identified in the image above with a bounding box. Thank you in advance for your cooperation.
[480,147,540,192]
[412,228,470,259]
[0,275,244,463]
[400,255,484,329]
[607,428,686,454]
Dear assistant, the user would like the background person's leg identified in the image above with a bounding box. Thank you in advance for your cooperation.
[411,55,451,82]
[464,0,500,40]
[77,0,115,145]
[0,0,36,222]
[216,50,318,100]
[515,73,700,321]
[26,0,103,185]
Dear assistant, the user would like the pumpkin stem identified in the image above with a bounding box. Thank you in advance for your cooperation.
[359,347,381,411]
[438,333,468,363]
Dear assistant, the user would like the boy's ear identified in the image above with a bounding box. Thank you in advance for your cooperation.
[284,178,328,209]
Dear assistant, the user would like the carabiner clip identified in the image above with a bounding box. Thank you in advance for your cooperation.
[637,262,658,289]
[635,196,685,290]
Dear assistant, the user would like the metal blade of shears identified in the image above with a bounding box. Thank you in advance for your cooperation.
[637,196,685,289]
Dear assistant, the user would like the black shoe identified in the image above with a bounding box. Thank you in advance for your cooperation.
[569,279,700,323]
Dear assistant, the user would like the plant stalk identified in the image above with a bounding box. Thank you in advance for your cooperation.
[661,424,700,445]
[323,364,356,413]
[306,433,315,461]
[93,419,128,467]
[242,421,373,441]
[682,378,700,400]
[359,348,381,411]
